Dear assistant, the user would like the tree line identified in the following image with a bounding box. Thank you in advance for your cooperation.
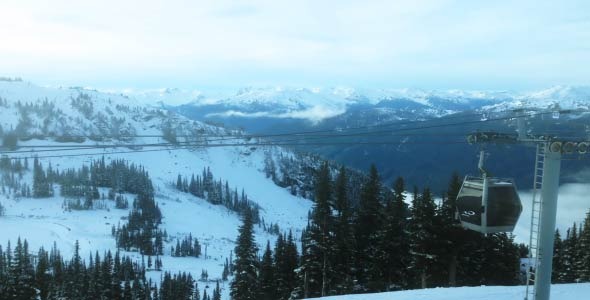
[232,162,524,299]
[113,191,165,256]
[175,168,260,223]
[0,238,221,300]
[31,157,154,202]
[25,156,166,256]
[552,210,590,283]
[0,155,29,198]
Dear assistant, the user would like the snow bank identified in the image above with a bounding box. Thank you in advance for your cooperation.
[317,283,590,300]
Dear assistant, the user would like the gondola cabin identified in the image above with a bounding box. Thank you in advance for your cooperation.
[456,176,522,234]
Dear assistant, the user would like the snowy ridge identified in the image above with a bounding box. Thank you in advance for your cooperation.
[0,80,314,299]
[483,85,590,112]
[162,84,590,123]
[0,80,236,142]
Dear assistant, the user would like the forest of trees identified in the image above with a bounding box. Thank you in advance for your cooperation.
[2,151,589,299]
[231,163,532,299]
[21,156,166,256]
[112,190,166,256]
[175,168,260,222]
[0,238,219,300]
[27,156,155,203]
[0,155,30,198]
[552,210,590,283]
[170,234,202,258]
[263,150,368,203]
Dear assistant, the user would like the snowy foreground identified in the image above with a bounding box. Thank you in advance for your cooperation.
[0,146,312,300]
[318,283,590,300]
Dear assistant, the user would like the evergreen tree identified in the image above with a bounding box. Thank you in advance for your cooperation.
[331,167,355,294]
[176,174,183,191]
[299,162,334,297]
[409,187,437,289]
[577,210,590,281]
[354,164,383,291]
[123,280,132,300]
[438,172,466,287]
[376,177,410,291]
[193,282,200,300]
[259,242,276,300]
[212,281,222,300]
[274,232,298,300]
[230,211,258,300]
[481,233,520,285]
[36,247,51,300]
[33,157,52,198]
[553,229,565,283]
[562,223,579,282]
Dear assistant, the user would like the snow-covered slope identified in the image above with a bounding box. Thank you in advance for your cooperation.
[0,80,314,299]
[0,80,235,140]
[112,87,210,107]
[317,283,590,300]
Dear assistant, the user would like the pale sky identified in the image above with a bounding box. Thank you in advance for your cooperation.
[0,0,589,90]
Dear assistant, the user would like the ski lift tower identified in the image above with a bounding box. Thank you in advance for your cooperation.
[465,109,590,300]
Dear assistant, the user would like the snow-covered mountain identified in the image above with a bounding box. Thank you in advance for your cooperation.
[168,83,590,193]
[163,85,590,125]
[1,79,589,300]
[0,79,320,299]
[485,85,590,112]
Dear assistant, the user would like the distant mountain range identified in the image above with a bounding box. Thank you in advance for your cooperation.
[118,85,590,123]
[3,79,588,191]
[163,85,590,191]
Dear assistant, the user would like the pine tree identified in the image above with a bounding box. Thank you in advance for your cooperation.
[176,174,183,191]
[259,242,276,300]
[9,238,36,300]
[377,177,410,291]
[274,231,298,300]
[577,210,590,281]
[354,164,383,291]
[331,167,355,294]
[438,173,466,287]
[409,187,437,289]
[36,247,51,300]
[33,157,52,198]
[123,280,132,300]
[299,162,334,297]
[481,233,520,285]
[212,281,222,300]
[230,211,258,300]
[553,229,565,283]
[562,223,579,282]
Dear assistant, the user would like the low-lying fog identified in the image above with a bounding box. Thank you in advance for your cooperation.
[515,182,590,244]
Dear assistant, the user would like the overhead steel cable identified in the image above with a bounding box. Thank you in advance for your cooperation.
[11,108,571,142]
[2,140,472,160]
[3,131,502,152]
[130,110,572,145]
[145,109,578,144]
[0,109,582,157]
[0,136,470,154]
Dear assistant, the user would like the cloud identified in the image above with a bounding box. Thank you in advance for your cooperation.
[206,105,346,123]
[565,167,590,183]
[0,0,589,89]
[513,183,590,244]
